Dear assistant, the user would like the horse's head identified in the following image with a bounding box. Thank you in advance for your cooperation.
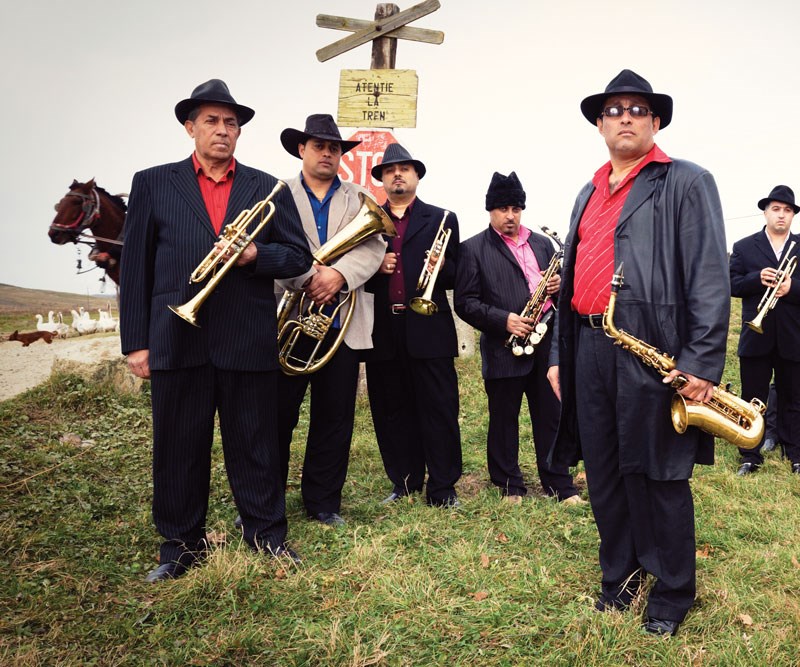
[48,179,99,245]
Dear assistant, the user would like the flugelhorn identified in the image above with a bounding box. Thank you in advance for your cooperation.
[507,226,563,356]
[409,212,451,316]
[745,240,797,334]
[277,192,396,375]
[169,180,286,327]
[603,264,765,449]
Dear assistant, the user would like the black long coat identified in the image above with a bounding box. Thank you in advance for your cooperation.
[730,229,800,361]
[549,158,729,480]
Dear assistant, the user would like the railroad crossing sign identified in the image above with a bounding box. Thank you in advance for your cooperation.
[338,130,398,203]
[338,69,418,128]
[315,0,442,62]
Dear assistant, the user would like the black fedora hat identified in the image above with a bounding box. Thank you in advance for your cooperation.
[280,114,360,158]
[758,185,800,213]
[370,143,427,180]
[580,69,673,129]
[485,171,526,211]
[174,79,255,125]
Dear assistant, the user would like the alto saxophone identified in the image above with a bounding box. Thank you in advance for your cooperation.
[602,264,765,449]
[506,226,563,356]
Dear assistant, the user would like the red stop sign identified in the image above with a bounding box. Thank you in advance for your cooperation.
[338,130,397,204]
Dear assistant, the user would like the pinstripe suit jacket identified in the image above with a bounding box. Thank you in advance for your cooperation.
[120,156,312,371]
[275,175,386,350]
[455,225,557,380]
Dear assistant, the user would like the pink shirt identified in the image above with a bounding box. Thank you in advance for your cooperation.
[494,224,543,293]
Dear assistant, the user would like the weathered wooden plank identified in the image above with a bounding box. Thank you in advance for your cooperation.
[316,0,440,62]
[337,69,418,129]
[316,14,444,45]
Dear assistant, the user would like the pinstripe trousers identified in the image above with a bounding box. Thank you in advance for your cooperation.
[150,365,286,565]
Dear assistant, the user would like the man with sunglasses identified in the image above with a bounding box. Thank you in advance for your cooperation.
[547,70,729,635]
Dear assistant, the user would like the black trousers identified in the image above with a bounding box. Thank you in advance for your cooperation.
[277,342,360,515]
[366,316,462,504]
[739,353,800,465]
[576,326,696,621]
[484,339,577,499]
[150,365,286,566]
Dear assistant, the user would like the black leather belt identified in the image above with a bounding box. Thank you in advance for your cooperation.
[578,313,604,329]
[391,304,407,314]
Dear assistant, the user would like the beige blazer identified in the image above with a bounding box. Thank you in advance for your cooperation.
[275,175,386,350]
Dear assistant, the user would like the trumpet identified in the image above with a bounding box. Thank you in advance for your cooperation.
[277,193,396,375]
[169,180,286,327]
[409,212,451,316]
[745,240,797,334]
[603,264,765,449]
[507,226,563,356]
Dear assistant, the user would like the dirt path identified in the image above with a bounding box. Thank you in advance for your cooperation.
[0,333,123,401]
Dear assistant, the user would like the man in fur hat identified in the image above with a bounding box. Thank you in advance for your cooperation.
[274,114,386,526]
[363,143,462,507]
[455,171,582,505]
[547,70,729,635]
[730,185,800,476]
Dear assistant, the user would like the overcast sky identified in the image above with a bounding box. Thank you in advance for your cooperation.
[3,0,799,295]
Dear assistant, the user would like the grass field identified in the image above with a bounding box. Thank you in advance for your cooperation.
[1,300,799,665]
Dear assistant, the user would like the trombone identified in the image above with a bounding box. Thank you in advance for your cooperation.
[409,212,451,316]
[169,180,286,327]
[746,240,797,334]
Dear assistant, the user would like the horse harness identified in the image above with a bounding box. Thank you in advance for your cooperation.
[50,186,124,247]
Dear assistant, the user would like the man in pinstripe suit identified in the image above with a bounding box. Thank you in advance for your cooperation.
[455,172,582,504]
[120,79,312,582]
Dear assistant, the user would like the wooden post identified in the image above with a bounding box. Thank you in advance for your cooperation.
[371,3,399,69]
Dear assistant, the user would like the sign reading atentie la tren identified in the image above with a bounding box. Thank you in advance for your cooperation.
[338,69,418,129]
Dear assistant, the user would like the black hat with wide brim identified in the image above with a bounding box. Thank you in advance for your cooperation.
[580,69,673,129]
[174,79,255,126]
[370,143,427,180]
[758,184,800,213]
[280,114,361,158]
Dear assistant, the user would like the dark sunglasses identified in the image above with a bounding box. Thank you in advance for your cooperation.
[601,105,653,119]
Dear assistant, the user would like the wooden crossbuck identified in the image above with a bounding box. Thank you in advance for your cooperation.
[316,0,442,62]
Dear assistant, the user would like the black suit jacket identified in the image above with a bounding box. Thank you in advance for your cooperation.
[364,197,459,360]
[730,228,800,361]
[120,157,311,371]
[455,225,557,380]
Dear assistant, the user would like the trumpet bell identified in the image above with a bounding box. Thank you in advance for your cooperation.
[745,312,765,334]
[168,300,201,328]
[409,297,438,316]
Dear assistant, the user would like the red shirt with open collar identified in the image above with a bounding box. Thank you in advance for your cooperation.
[571,144,671,315]
[192,152,236,235]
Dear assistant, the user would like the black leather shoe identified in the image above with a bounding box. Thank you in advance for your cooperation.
[762,438,777,453]
[736,462,759,476]
[234,514,243,529]
[643,617,680,636]
[792,463,800,475]
[428,496,460,508]
[312,512,346,526]
[594,596,629,612]
[145,561,189,583]
[267,544,302,564]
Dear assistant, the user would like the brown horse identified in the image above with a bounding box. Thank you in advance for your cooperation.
[49,179,127,285]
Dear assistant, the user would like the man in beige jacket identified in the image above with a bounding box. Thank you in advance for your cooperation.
[275,114,385,525]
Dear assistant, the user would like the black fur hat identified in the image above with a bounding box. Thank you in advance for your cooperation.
[485,171,526,211]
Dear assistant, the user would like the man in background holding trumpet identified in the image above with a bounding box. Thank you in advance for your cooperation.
[364,143,462,507]
[454,171,582,504]
[274,114,386,526]
[120,80,311,581]
[730,185,800,476]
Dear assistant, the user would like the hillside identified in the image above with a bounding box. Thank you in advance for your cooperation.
[0,283,114,314]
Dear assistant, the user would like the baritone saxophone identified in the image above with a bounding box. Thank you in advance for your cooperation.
[602,264,765,449]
